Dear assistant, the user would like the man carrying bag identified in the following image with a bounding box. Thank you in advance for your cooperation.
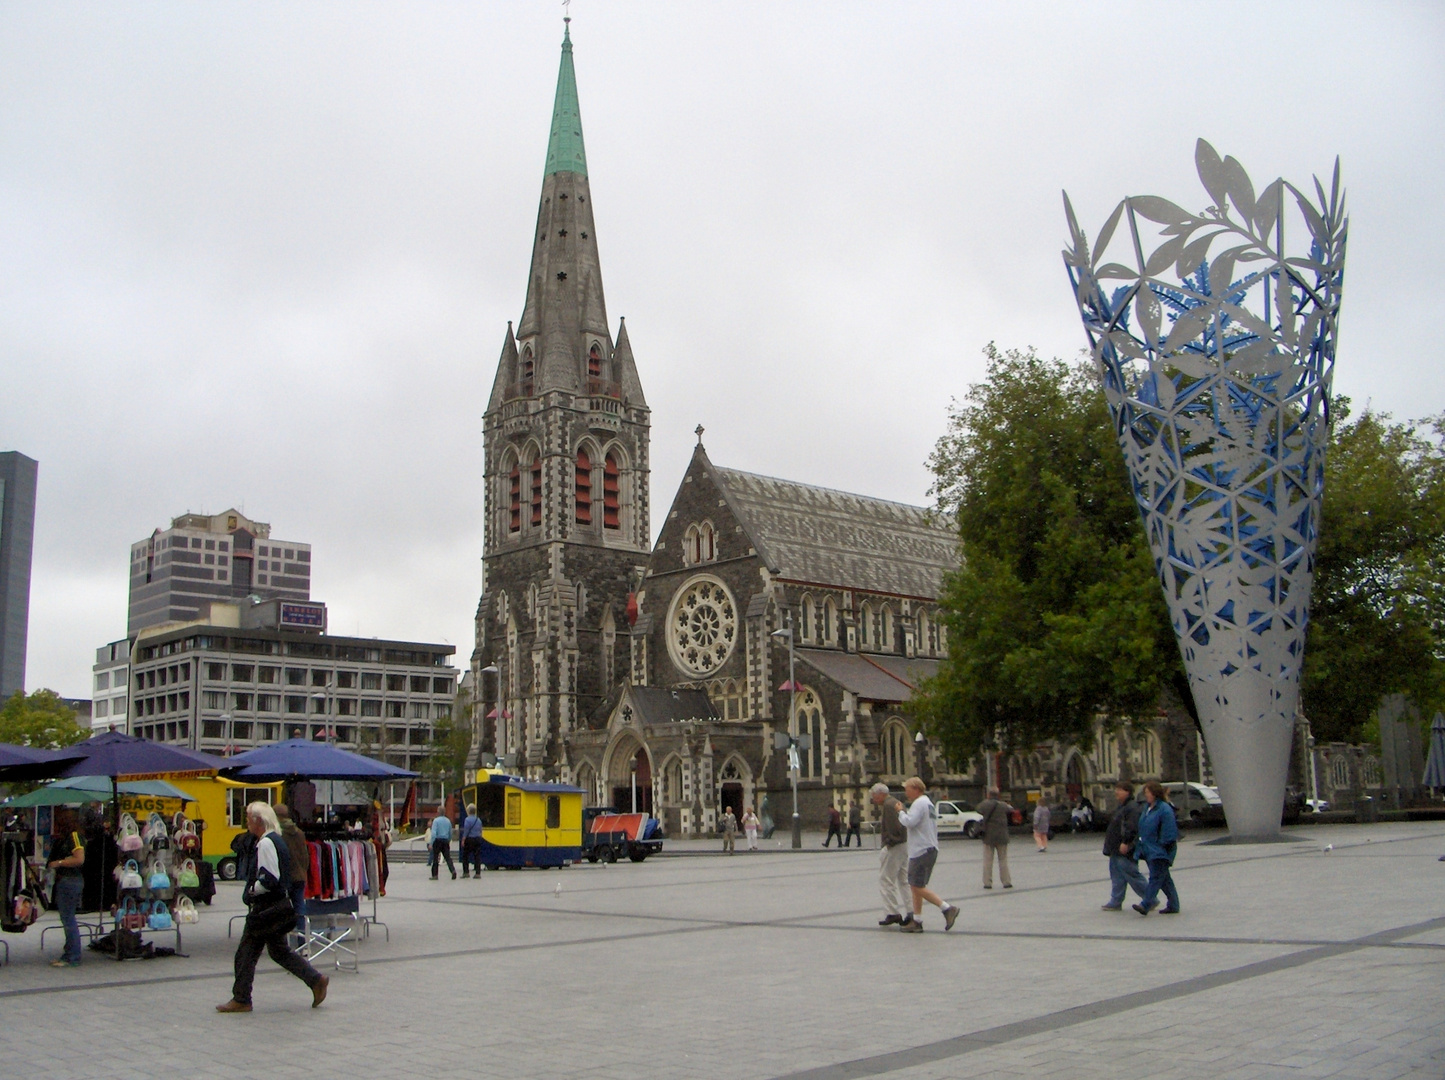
[217,802,328,1013]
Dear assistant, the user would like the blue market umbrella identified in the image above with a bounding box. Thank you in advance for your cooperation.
[222,738,418,782]
[54,731,229,782]
[0,742,87,782]
[1423,713,1445,791]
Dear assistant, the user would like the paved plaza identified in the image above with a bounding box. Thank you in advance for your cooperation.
[1,822,1442,1080]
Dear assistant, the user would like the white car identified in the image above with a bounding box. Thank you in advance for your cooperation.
[935,800,984,838]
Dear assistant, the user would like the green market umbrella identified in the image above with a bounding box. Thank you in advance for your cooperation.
[3,775,198,808]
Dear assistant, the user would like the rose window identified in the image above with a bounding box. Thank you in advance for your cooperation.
[668,577,737,676]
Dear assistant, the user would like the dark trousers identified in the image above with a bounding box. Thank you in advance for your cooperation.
[289,881,307,933]
[430,839,455,878]
[231,915,321,1005]
[55,875,84,964]
[1140,858,1180,912]
[1107,855,1148,907]
[460,838,482,876]
[844,825,861,847]
[823,824,843,847]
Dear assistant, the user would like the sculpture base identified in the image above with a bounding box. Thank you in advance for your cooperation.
[1198,834,1310,846]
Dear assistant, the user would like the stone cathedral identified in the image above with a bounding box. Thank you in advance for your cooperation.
[473,26,1182,836]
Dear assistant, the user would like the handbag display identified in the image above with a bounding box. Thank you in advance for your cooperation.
[174,895,200,925]
[117,813,143,853]
[146,859,171,892]
[177,858,200,889]
[144,813,170,852]
[147,900,173,930]
[118,859,143,891]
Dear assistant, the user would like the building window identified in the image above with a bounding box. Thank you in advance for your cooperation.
[207,663,226,681]
[433,678,452,694]
[386,674,406,692]
[508,459,521,533]
[881,606,895,653]
[232,664,253,682]
[860,603,873,648]
[232,693,252,711]
[95,672,110,692]
[823,598,837,645]
[684,522,715,565]
[603,453,620,530]
[285,696,306,714]
[361,672,382,690]
[667,760,683,804]
[587,344,601,380]
[286,668,306,685]
[94,699,108,717]
[387,701,405,718]
[257,694,280,713]
[917,609,931,655]
[794,689,825,779]
[575,449,592,524]
[257,666,278,684]
[361,699,382,717]
[521,354,534,397]
[311,670,329,687]
[531,455,543,527]
[336,698,356,716]
[882,719,909,777]
[800,596,814,643]
[203,691,224,710]
[410,675,429,693]
[335,671,355,689]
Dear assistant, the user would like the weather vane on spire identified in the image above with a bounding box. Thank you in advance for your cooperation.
[563,0,571,24]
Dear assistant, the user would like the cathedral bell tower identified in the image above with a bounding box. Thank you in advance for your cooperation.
[473,22,650,781]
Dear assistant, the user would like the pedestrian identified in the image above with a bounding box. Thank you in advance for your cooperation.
[822,804,844,848]
[274,804,310,932]
[1132,781,1180,915]
[870,783,909,926]
[897,776,960,932]
[844,801,862,847]
[46,807,85,969]
[1099,782,1150,911]
[460,803,483,878]
[741,807,759,851]
[1033,800,1052,852]
[429,807,456,880]
[975,788,1013,890]
[217,802,328,1013]
[721,807,738,854]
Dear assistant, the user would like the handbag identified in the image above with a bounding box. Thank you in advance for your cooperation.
[147,900,174,930]
[175,820,201,856]
[118,859,143,891]
[11,891,39,926]
[147,859,171,892]
[177,858,200,889]
[118,813,143,853]
[118,896,146,932]
[246,892,296,938]
[145,813,170,852]
[174,895,200,925]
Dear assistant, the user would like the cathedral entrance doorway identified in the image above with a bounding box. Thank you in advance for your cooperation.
[608,743,653,815]
[719,782,743,821]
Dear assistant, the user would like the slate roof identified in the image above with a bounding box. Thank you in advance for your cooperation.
[863,655,942,692]
[795,649,914,703]
[710,465,957,599]
[626,686,719,725]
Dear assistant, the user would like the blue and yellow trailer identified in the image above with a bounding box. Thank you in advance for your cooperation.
[459,772,584,869]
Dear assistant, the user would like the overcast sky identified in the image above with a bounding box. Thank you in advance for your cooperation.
[3,2,1442,699]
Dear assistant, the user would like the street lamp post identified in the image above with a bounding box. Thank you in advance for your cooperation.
[770,620,802,849]
[630,756,638,814]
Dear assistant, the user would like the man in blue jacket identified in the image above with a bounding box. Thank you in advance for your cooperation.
[429,809,456,880]
[1132,780,1180,915]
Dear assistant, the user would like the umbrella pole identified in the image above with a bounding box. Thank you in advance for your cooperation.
[111,777,120,831]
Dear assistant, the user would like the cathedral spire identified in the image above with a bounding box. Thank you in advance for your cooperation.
[514,22,610,394]
[545,21,587,178]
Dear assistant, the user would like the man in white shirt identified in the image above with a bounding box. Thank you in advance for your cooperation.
[897,776,960,933]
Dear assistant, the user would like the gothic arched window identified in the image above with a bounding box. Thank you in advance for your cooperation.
[917,608,931,655]
[588,344,602,380]
[793,689,825,779]
[508,458,521,534]
[521,352,534,397]
[823,598,837,645]
[800,596,814,642]
[575,449,592,525]
[860,602,873,648]
[881,605,895,653]
[603,453,620,530]
[881,719,909,777]
[530,455,542,527]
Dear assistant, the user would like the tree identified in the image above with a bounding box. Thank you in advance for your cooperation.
[913,344,1181,765]
[422,691,473,792]
[1303,402,1445,742]
[0,689,87,750]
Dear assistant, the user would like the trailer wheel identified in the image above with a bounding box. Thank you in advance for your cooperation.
[600,847,617,864]
[217,857,238,881]
[629,852,647,863]
[585,855,598,863]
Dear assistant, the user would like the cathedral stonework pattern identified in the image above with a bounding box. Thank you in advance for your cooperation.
[1063,139,1348,838]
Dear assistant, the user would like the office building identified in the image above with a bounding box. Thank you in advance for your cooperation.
[128,509,310,636]
[0,451,38,701]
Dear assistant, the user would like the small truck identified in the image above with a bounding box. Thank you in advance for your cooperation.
[581,806,664,863]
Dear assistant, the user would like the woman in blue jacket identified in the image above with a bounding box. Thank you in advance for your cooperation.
[1132,780,1180,915]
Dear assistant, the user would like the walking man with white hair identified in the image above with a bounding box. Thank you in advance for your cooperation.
[897,777,960,933]
[870,783,909,926]
[217,802,328,1013]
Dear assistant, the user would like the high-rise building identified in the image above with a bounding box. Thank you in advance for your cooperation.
[473,23,650,779]
[0,451,38,700]
[128,509,310,635]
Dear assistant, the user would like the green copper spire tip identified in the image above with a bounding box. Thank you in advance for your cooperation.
[544,21,587,177]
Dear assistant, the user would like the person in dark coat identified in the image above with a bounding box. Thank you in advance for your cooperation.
[1100,782,1149,911]
[1133,780,1181,915]
[844,802,862,847]
[217,802,327,1013]
[274,805,310,932]
[975,789,1014,889]
[822,805,844,848]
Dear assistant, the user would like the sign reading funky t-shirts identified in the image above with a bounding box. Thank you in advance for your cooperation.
[278,602,327,631]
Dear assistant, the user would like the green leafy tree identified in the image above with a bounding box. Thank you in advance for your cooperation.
[1303,403,1445,741]
[914,345,1181,764]
[422,690,473,792]
[0,689,87,749]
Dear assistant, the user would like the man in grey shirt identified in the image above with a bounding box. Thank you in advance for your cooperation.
[975,788,1014,889]
[870,783,909,925]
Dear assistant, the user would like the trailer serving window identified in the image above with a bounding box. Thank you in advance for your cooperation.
[228,786,277,827]
[476,784,505,828]
[546,795,561,829]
